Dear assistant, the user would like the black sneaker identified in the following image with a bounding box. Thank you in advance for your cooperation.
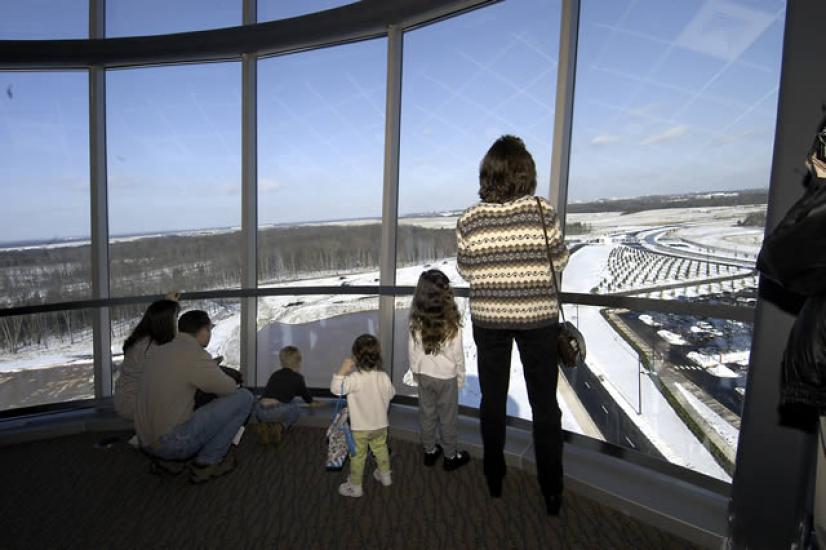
[423,445,443,467]
[545,494,563,516]
[443,450,470,472]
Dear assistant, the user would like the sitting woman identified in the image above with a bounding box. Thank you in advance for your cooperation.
[113,298,180,420]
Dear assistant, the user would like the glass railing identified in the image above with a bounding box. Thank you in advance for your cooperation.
[0,286,747,492]
[0,308,96,412]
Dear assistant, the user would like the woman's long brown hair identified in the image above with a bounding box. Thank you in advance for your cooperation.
[409,269,461,355]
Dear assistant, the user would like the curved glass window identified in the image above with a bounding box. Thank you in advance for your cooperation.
[107,62,242,298]
[561,0,785,481]
[258,0,360,23]
[0,71,90,308]
[0,1,87,40]
[106,0,240,37]
[396,0,563,285]
[257,39,386,287]
[0,309,96,412]
[391,0,566,437]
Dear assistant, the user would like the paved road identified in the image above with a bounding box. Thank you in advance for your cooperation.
[561,363,664,459]
[635,227,757,269]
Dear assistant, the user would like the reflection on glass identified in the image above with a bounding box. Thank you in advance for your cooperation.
[256,296,379,389]
[564,0,785,299]
[562,303,750,482]
[107,63,241,297]
[257,39,385,286]
[0,71,91,308]
[0,310,95,411]
[106,0,240,37]
[0,1,87,39]
[397,0,562,284]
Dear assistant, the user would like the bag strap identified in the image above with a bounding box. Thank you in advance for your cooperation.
[535,197,566,324]
[332,380,347,417]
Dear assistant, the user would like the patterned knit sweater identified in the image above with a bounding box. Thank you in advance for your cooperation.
[456,195,570,329]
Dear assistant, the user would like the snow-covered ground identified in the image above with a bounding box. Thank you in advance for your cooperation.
[562,243,731,481]
[675,383,740,450]
[566,205,764,239]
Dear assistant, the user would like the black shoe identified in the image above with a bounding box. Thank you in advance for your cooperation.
[423,445,443,467]
[545,494,563,516]
[487,476,503,498]
[443,450,471,472]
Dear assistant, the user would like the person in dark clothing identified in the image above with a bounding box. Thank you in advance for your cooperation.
[254,346,316,445]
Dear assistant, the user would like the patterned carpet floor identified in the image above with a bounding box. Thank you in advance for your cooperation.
[0,427,700,549]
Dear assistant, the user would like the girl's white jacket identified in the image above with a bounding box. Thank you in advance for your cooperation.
[408,331,466,388]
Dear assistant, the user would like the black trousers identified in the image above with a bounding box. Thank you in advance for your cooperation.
[473,323,563,497]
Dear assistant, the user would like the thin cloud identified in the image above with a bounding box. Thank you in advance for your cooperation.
[641,125,688,146]
[260,178,284,193]
[591,134,621,146]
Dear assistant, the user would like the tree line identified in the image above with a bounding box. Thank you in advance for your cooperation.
[0,224,457,355]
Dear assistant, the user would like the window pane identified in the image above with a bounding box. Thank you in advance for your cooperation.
[257,40,385,287]
[561,303,750,483]
[396,0,563,284]
[106,0,240,37]
[0,309,95,412]
[107,63,241,297]
[0,72,90,308]
[257,295,379,389]
[0,0,87,39]
[564,0,785,299]
[258,0,360,23]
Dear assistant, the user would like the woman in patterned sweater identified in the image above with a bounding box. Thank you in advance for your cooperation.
[456,135,570,516]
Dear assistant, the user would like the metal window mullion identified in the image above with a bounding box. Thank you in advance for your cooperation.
[243,0,257,26]
[240,0,258,387]
[89,0,112,399]
[378,26,403,379]
[548,0,580,230]
[240,56,257,387]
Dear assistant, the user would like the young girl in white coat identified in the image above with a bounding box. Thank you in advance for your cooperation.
[408,269,470,471]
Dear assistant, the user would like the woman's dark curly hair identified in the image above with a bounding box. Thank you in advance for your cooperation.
[409,269,461,355]
[479,135,537,203]
[352,334,383,372]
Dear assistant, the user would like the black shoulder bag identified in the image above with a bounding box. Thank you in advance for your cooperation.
[535,197,586,368]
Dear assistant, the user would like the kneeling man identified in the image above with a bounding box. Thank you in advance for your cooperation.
[136,310,253,483]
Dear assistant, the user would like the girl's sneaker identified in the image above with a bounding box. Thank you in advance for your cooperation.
[423,444,443,467]
[338,481,364,498]
[373,469,393,487]
[443,450,471,471]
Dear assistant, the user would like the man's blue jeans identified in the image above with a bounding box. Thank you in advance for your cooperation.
[254,400,302,429]
[149,389,254,465]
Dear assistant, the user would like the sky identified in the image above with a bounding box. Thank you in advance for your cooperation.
[0,0,786,242]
